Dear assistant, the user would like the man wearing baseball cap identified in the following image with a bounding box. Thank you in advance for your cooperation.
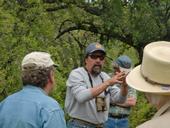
[126,41,170,128]
[0,51,67,128]
[65,43,128,128]
[105,55,137,128]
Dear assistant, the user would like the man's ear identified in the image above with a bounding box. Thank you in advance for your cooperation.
[48,70,54,84]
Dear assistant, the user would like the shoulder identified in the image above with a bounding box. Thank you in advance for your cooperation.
[1,91,21,102]
[69,67,86,76]
[39,95,63,113]
[100,71,110,80]
[67,67,87,81]
[137,113,170,128]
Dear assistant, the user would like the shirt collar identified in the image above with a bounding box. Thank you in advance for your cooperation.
[23,85,47,95]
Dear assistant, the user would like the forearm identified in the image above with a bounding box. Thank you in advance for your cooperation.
[110,87,127,104]
[73,80,110,102]
[90,71,126,98]
[120,83,128,97]
[116,97,137,107]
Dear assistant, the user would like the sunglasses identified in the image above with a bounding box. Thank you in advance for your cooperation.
[89,54,105,61]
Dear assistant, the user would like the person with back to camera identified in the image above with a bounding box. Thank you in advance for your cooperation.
[104,55,137,128]
[65,42,128,128]
[0,51,67,128]
[126,41,170,128]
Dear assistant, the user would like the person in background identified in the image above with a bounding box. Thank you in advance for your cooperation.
[65,42,128,128]
[0,52,67,128]
[126,41,170,128]
[104,55,137,128]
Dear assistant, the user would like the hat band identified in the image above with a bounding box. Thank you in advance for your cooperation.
[140,66,170,86]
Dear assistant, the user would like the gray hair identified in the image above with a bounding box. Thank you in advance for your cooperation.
[145,93,170,109]
[22,66,55,88]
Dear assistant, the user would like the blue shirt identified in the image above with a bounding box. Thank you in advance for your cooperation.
[0,85,66,128]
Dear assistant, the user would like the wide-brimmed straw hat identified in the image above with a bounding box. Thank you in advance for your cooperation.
[126,41,170,94]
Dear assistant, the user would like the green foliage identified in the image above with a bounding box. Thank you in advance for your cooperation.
[129,92,156,128]
[130,0,164,45]
[50,69,67,108]
[101,0,123,32]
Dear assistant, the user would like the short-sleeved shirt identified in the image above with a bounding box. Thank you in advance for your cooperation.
[0,85,67,128]
[65,67,126,124]
[109,84,137,115]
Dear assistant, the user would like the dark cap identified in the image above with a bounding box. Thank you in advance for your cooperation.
[85,43,106,56]
[115,55,132,69]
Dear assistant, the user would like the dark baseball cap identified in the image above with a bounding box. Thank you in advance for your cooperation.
[85,43,106,56]
[115,55,132,69]
[113,55,132,74]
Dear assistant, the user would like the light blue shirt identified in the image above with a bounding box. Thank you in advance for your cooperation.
[0,85,66,128]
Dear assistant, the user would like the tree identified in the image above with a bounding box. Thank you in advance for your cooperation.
[45,0,170,62]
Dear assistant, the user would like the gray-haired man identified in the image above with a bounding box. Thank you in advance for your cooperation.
[0,52,67,128]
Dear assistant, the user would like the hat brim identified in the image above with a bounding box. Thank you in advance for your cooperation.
[53,63,59,67]
[119,67,131,75]
[89,49,106,55]
[126,65,170,94]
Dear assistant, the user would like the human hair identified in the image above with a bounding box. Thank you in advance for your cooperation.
[22,66,55,88]
[145,93,170,109]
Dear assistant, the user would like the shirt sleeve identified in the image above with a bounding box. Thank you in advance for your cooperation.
[128,86,137,99]
[66,69,93,103]
[42,109,67,128]
[109,85,127,104]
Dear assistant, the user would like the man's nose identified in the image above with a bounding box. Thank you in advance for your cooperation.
[95,57,103,62]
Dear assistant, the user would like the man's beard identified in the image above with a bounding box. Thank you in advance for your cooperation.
[91,65,102,76]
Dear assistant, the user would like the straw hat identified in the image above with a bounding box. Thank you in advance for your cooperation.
[126,41,170,94]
